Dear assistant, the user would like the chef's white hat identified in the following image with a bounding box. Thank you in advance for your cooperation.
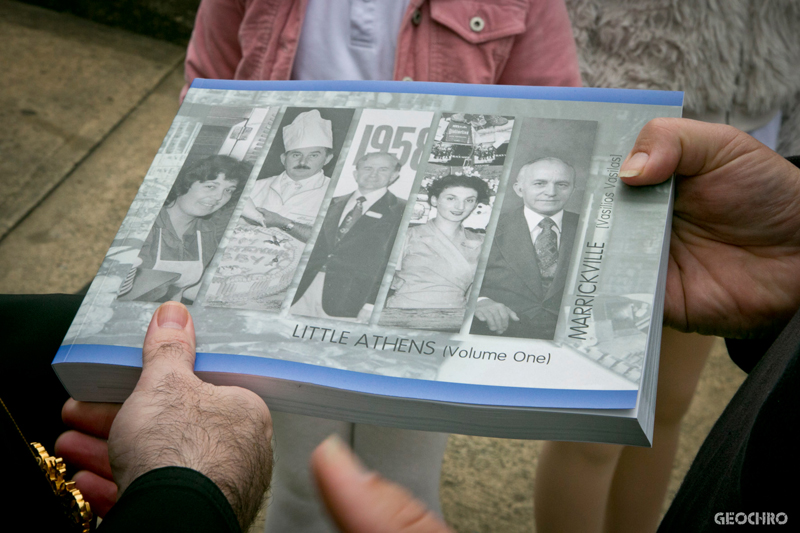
[283,110,333,151]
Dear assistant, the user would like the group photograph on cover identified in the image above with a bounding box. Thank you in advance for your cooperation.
[114,104,600,348]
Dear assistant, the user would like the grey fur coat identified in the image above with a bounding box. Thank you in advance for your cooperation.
[567,0,800,155]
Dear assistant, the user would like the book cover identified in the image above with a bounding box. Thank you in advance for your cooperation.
[53,80,682,445]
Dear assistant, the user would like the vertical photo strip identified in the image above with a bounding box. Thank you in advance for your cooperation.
[203,107,356,311]
[116,105,277,304]
[290,108,435,323]
[378,113,515,332]
[468,117,598,340]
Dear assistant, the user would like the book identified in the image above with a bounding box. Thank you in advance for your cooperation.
[54,80,682,446]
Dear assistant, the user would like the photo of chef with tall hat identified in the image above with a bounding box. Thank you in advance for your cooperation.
[203,107,355,310]
[241,109,336,236]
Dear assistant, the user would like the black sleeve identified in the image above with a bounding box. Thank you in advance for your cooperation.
[0,293,82,452]
[98,467,242,533]
[725,336,779,374]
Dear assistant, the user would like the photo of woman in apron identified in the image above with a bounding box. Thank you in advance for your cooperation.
[120,155,251,303]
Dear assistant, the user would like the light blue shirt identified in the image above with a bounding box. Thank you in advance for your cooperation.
[292,0,411,81]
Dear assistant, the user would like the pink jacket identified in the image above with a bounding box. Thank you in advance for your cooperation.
[183,0,581,97]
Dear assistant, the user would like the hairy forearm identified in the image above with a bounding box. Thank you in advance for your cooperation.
[111,373,272,531]
[59,303,274,531]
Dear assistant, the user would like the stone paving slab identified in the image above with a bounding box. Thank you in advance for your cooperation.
[0,0,184,239]
[0,67,184,293]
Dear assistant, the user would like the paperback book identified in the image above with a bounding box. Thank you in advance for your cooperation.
[54,80,682,446]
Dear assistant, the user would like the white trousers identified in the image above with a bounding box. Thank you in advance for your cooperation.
[265,411,450,532]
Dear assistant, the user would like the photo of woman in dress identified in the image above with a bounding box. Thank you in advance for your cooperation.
[119,155,251,303]
[386,174,491,310]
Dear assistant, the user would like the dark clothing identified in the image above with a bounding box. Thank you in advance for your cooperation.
[724,336,778,374]
[294,191,406,317]
[0,293,81,452]
[471,208,579,339]
[0,295,242,533]
[99,467,241,533]
[658,310,799,531]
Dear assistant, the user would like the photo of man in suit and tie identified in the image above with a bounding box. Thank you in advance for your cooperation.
[291,152,406,322]
[471,156,580,339]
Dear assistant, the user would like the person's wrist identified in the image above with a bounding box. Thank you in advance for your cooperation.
[108,302,273,531]
[110,377,272,530]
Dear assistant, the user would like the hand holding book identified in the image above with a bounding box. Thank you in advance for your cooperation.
[620,118,800,339]
[56,303,272,531]
[55,302,451,532]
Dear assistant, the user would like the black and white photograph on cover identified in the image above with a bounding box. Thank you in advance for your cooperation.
[379,113,515,332]
[429,113,513,167]
[116,105,275,304]
[203,107,356,311]
[290,108,435,323]
[470,117,597,340]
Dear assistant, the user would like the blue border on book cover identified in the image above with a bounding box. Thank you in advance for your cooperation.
[54,344,637,409]
[189,79,683,107]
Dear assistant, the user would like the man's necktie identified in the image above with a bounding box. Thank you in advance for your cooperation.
[534,217,558,287]
[339,196,366,238]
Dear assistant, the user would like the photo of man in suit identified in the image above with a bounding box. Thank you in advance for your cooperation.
[471,157,579,339]
[292,152,406,322]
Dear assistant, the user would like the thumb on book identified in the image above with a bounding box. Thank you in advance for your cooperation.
[618,117,744,186]
[138,301,197,390]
